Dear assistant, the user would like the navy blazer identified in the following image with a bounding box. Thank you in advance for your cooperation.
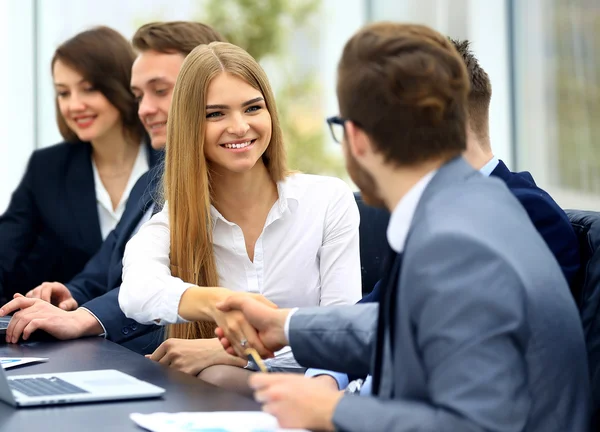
[362,160,580,303]
[0,141,160,301]
[66,165,163,354]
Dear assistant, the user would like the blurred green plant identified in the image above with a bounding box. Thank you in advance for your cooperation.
[200,0,345,177]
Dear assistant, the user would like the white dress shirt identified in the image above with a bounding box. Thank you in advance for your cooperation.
[92,144,149,240]
[285,170,438,341]
[479,155,499,178]
[119,173,362,325]
[386,170,437,253]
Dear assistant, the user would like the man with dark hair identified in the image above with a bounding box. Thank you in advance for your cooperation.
[454,38,580,286]
[354,39,579,310]
[213,22,590,431]
[0,22,229,361]
[308,38,581,393]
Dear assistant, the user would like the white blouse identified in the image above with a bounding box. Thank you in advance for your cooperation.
[119,173,362,325]
[92,144,149,240]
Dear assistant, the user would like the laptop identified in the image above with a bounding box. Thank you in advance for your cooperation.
[0,367,165,407]
[0,316,10,335]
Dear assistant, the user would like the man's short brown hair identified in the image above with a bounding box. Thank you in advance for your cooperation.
[132,21,227,57]
[450,39,492,142]
[337,22,470,167]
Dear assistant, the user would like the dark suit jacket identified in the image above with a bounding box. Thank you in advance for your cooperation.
[491,160,580,287]
[66,165,163,354]
[361,159,580,303]
[0,141,160,301]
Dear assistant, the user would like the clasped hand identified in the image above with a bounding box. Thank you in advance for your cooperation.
[213,294,291,360]
[213,295,342,432]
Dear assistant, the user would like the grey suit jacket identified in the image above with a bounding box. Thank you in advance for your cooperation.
[289,158,590,432]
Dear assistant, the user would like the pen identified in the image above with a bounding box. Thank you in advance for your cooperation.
[244,348,269,373]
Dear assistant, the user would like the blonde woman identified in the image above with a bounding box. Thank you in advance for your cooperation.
[119,42,360,388]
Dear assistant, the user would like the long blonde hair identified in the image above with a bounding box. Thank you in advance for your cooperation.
[164,42,287,339]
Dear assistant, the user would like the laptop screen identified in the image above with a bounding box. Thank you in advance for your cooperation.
[0,316,10,333]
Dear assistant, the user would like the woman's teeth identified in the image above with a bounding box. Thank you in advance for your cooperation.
[223,141,252,149]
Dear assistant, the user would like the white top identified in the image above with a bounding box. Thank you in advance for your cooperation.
[119,173,362,325]
[92,144,149,240]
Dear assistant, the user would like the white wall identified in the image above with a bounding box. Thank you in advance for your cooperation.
[0,0,36,211]
[35,0,201,149]
[0,0,516,211]
[0,0,202,211]
[321,0,366,139]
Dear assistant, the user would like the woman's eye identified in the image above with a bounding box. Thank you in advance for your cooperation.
[206,112,223,119]
[246,105,261,113]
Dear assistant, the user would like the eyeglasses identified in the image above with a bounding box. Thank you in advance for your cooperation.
[326,115,348,144]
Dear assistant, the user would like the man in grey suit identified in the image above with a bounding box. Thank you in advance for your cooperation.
[214,22,590,431]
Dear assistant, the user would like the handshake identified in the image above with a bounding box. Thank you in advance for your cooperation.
[212,294,343,432]
[212,293,292,361]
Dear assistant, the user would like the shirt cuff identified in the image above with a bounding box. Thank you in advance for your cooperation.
[304,369,349,390]
[283,308,299,343]
[78,307,107,338]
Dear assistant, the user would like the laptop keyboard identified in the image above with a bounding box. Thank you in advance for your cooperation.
[9,377,89,397]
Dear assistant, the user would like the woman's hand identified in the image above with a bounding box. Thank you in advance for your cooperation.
[211,291,278,359]
[146,338,246,375]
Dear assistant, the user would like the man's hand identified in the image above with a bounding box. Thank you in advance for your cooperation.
[214,294,290,358]
[25,282,78,310]
[0,295,102,343]
[250,373,343,431]
[146,338,246,376]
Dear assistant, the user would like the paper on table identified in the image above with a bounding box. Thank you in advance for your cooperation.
[0,357,49,369]
[130,411,309,432]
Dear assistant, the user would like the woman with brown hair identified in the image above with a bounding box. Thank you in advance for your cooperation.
[0,26,159,301]
[119,42,361,381]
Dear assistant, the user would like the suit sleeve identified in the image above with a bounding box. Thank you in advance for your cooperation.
[303,280,382,386]
[517,191,579,286]
[359,280,381,303]
[65,227,118,305]
[0,153,42,297]
[333,233,531,432]
[289,304,377,376]
[80,288,158,344]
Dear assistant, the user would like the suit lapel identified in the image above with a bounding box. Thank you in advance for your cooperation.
[409,157,478,235]
[490,160,512,183]
[145,141,164,169]
[107,172,157,288]
[64,142,102,252]
[115,169,159,249]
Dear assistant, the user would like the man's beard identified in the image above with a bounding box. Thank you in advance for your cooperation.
[345,150,387,209]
